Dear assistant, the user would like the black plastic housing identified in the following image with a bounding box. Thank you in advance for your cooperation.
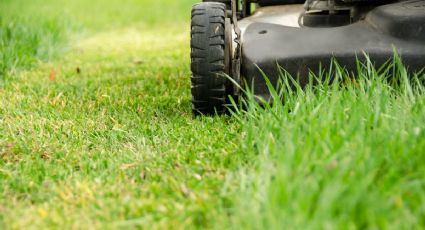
[241,1,425,98]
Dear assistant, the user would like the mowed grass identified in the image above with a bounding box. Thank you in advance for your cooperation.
[0,0,241,228]
[1,0,425,229]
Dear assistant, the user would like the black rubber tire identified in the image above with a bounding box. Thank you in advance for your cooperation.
[191,3,229,116]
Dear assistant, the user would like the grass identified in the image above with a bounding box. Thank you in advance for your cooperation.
[226,59,425,229]
[0,0,424,229]
[0,15,68,79]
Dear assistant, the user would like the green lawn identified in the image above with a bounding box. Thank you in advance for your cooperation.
[1,0,424,229]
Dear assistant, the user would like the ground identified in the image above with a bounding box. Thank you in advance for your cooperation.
[0,0,424,229]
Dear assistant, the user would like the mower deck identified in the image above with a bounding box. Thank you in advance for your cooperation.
[239,1,425,98]
[190,0,425,115]
[238,5,303,30]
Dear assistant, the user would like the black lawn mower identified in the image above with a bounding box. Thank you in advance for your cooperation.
[190,0,425,115]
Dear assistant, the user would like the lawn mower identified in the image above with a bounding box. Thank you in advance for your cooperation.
[190,0,425,115]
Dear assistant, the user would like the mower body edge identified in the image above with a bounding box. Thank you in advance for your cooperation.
[240,1,425,97]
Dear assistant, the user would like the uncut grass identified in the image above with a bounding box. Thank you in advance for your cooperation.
[0,17,69,79]
[225,59,425,229]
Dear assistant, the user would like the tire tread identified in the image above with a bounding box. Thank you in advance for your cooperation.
[190,2,228,115]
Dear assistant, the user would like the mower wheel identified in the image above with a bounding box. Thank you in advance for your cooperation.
[191,2,230,116]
